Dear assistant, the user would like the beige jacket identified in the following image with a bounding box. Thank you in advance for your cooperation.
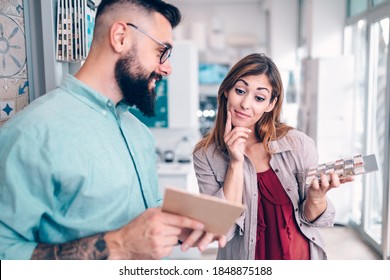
[193,129,335,260]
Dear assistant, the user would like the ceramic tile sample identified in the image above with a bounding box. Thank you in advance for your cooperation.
[305,154,378,185]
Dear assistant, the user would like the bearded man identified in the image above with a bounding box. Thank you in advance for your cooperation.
[0,0,226,260]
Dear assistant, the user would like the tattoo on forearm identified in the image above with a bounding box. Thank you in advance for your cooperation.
[31,233,109,260]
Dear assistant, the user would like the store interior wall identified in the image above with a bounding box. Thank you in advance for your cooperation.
[22,0,354,223]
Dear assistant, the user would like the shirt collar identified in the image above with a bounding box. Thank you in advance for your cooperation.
[268,135,294,154]
[59,74,131,116]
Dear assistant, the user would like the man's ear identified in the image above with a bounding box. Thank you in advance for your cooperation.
[265,97,277,112]
[110,22,128,53]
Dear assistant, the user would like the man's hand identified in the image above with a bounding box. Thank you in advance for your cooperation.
[105,207,213,259]
[178,228,227,252]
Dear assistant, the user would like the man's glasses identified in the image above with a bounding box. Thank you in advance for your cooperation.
[126,23,172,64]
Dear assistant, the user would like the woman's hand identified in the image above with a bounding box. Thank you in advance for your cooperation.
[222,111,250,203]
[224,111,251,163]
[308,173,354,202]
[304,173,354,222]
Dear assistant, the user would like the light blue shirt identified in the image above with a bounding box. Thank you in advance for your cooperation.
[0,75,162,259]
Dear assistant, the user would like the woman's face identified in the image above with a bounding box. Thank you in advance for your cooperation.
[225,74,276,130]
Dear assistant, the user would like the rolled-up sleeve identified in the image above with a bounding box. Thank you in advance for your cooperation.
[0,128,54,260]
[193,149,244,241]
[300,134,335,227]
[192,149,224,198]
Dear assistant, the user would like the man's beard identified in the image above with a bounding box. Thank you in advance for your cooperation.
[114,51,162,117]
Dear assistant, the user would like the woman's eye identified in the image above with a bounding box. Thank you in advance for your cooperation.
[255,96,265,102]
[235,88,245,95]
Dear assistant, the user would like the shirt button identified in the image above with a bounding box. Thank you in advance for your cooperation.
[107,102,112,107]
[275,168,279,172]
[102,110,107,115]
[295,208,298,212]
[287,188,291,191]
[300,223,303,227]
[312,237,316,241]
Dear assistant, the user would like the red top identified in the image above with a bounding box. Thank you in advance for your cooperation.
[255,168,310,260]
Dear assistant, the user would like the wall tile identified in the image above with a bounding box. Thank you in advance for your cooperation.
[0,0,29,126]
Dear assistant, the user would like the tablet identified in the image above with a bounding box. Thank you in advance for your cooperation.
[161,187,244,236]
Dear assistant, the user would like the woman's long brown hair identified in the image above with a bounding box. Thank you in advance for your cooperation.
[194,53,292,155]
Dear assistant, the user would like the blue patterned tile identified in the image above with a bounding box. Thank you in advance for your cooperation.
[0,0,24,17]
[0,100,15,119]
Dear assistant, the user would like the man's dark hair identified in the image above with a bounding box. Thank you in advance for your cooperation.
[95,0,181,28]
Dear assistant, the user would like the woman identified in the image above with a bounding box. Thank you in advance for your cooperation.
[193,53,352,260]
